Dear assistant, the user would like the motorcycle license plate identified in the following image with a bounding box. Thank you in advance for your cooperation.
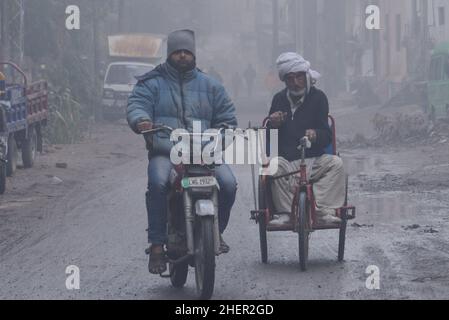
[181,176,217,188]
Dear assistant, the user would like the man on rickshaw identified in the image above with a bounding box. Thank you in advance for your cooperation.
[267,52,345,225]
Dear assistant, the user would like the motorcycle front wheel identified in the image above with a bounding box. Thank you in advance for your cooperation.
[194,216,215,300]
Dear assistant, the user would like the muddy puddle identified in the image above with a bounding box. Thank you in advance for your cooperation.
[349,192,418,224]
[341,150,416,177]
[343,155,385,176]
[343,152,420,224]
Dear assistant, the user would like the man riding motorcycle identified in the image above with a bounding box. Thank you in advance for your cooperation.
[268,52,346,225]
[127,29,238,275]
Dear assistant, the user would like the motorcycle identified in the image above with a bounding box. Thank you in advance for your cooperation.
[142,125,224,300]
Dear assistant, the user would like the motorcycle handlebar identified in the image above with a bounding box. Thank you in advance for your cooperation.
[141,125,226,151]
[141,125,226,136]
[140,125,174,136]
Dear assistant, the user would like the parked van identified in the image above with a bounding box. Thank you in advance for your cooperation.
[427,42,449,120]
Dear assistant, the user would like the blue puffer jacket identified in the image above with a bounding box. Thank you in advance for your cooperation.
[127,62,237,156]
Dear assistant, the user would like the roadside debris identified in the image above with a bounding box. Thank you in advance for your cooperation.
[423,227,439,234]
[55,163,68,169]
[382,80,427,109]
[50,176,63,185]
[351,223,374,228]
[341,110,449,149]
[402,224,439,233]
[411,275,447,283]
[371,112,428,145]
[402,224,420,230]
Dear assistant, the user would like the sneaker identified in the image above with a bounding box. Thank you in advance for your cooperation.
[270,213,292,226]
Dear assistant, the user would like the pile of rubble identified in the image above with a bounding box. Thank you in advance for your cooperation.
[370,112,428,145]
[426,120,449,145]
[339,112,449,148]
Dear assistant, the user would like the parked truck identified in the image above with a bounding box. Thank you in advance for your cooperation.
[0,62,48,194]
[101,33,166,120]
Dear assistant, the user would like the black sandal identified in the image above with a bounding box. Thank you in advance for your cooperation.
[147,245,167,274]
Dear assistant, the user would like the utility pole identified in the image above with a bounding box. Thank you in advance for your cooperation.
[420,0,430,77]
[0,0,7,64]
[93,1,101,120]
[372,0,380,79]
[255,0,269,64]
[301,0,317,66]
[272,0,279,62]
[118,0,125,33]
[294,0,300,53]
[0,0,24,64]
[10,0,24,66]
[333,0,346,94]
[0,0,24,79]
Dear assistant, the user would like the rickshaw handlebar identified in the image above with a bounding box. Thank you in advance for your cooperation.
[299,136,312,149]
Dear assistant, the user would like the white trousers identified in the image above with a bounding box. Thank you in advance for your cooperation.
[271,155,346,213]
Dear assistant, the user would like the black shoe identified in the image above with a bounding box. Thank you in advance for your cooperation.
[219,234,230,254]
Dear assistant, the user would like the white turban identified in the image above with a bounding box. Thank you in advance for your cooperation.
[276,52,321,83]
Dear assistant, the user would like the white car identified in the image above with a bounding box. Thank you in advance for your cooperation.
[102,62,155,120]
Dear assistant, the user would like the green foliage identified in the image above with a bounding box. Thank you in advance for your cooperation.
[43,88,84,144]
[23,0,115,143]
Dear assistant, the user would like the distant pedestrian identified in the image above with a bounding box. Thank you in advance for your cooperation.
[232,71,243,100]
[243,63,256,97]
[264,66,282,97]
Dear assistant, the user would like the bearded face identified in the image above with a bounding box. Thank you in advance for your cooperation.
[168,50,196,72]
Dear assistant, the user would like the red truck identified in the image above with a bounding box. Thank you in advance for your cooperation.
[0,61,48,194]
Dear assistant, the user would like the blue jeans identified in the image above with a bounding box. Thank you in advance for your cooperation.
[146,155,237,245]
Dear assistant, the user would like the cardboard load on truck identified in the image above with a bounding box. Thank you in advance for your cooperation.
[108,34,165,59]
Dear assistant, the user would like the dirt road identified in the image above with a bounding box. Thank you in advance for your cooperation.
[1,102,448,299]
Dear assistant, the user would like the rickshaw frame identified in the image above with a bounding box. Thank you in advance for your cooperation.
[250,115,356,270]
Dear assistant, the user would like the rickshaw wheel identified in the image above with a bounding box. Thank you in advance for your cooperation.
[338,175,349,262]
[297,191,309,271]
[258,177,268,264]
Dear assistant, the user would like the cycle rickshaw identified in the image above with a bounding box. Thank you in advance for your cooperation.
[249,115,356,271]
